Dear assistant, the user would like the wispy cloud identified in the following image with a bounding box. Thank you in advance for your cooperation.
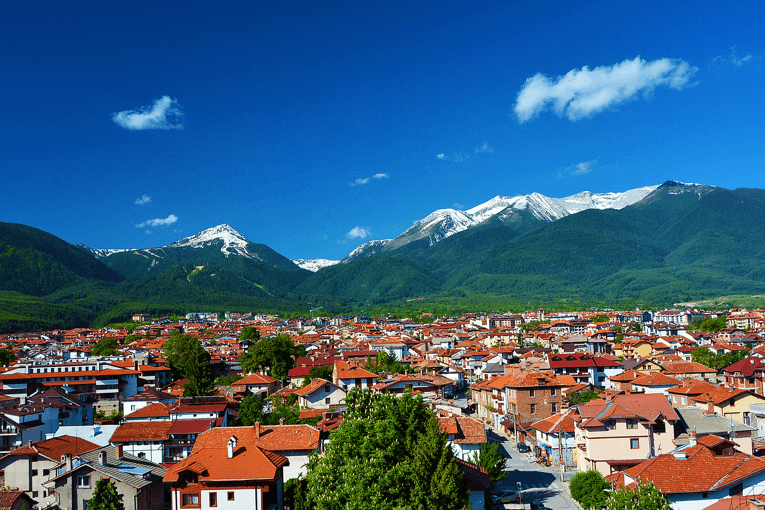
[558,159,597,178]
[712,46,758,69]
[112,96,184,130]
[453,203,465,210]
[475,143,493,154]
[134,194,152,206]
[346,226,371,240]
[437,143,494,162]
[136,214,178,229]
[349,172,390,187]
[515,56,698,123]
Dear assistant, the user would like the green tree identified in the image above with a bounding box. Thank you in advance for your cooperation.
[568,388,601,405]
[263,394,300,425]
[309,366,333,381]
[306,389,470,510]
[88,478,125,510]
[0,348,16,367]
[162,334,213,396]
[92,337,120,357]
[240,326,261,341]
[469,441,507,485]
[691,346,713,367]
[630,322,643,332]
[285,476,311,510]
[570,470,610,510]
[240,334,306,380]
[605,479,671,510]
[237,395,263,426]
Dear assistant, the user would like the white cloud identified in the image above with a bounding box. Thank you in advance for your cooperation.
[346,226,371,239]
[712,46,758,68]
[515,56,698,123]
[453,202,465,210]
[135,194,152,206]
[572,160,595,176]
[436,153,447,160]
[350,172,390,187]
[112,96,184,130]
[136,214,178,228]
[475,143,493,154]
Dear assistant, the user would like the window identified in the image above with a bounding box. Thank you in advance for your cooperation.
[626,419,638,429]
[209,493,217,507]
[550,388,556,397]
[77,475,91,487]
[682,396,686,405]
[31,470,38,476]
[32,492,38,498]
[227,492,235,501]
[604,421,615,430]
[630,438,639,449]
[182,494,199,507]
[529,389,535,398]
[324,384,331,392]
[83,500,89,510]
[530,404,536,414]
[325,397,331,405]
[43,469,49,476]
[551,403,557,413]
[137,452,146,459]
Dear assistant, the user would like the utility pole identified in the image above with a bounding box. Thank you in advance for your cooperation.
[513,404,518,444]
[558,424,564,482]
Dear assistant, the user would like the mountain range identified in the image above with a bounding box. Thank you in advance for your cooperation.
[3,180,765,332]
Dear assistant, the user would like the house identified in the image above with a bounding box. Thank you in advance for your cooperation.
[191,423,321,481]
[722,357,765,395]
[332,361,377,391]
[530,409,577,469]
[0,435,99,508]
[607,435,765,510]
[294,379,346,409]
[572,393,679,476]
[44,445,167,510]
[169,397,230,426]
[164,434,288,510]
[629,371,683,395]
[674,407,756,455]
[231,373,279,400]
[437,415,487,461]
[0,362,140,400]
[691,387,765,426]
[110,421,174,464]
[0,491,36,510]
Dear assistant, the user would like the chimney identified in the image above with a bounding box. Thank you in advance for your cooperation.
[99,451,107,466]
[689,428,697,446]
[115,444,123,459]
[704,396,715,416]
[61,453,72,472]
[227,436,237,459]
[279,417,285,426]
[749,500,765,510]
[255,420,261,439]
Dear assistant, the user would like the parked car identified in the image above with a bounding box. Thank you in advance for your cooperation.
[517,442,531,453]
[493,489,520,503]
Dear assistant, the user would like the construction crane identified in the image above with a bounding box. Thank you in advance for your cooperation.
[310,307,324,319]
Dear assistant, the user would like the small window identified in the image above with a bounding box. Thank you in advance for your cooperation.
[32,492,38,498]
[43,469,49,476]
[550,388,556,397]
[227,492,235,501]
[31,470,38,476]
[530,404,536,415]
[627,419,638,429]
[325,397,331,405]
[182,494,199,507]
[529,389,536,398]
[77,475,91,487]
[324,384,331,392]
[137,452,146,459]
[209,493,217,507]
[551,403,557,413]
[630,438,639,449]
[83,500,89,510]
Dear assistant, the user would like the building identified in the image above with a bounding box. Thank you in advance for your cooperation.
[0,435,99,508]
[572,393,679,476]
[437,415,486,461]
[44,445,166,510]
[164,434,288,510]
[294,379,346,409]
[332,361,377,391]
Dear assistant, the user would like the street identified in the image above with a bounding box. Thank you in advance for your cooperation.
[488,430,580,510]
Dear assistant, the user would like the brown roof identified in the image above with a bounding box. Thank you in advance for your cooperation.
[124,403,170,420]
[437,416,487,444]
[4,435,99,461]
[164,445,288,483]
[193,425,321,453]
[111,421,174,442]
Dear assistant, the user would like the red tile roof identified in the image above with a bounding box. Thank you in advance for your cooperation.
[193,425,321,453]
[4,435,99,461]
[111,421,174,442]
[124,403,170,420]
[164,445,288,483]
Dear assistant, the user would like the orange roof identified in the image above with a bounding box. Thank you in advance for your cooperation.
[5,435,99,461]
[193,425,320,453]
[111,421,174,442]
[235,373,278,385]
[164,445,288,483]
[437,416,486,444]
[124,403,170,420]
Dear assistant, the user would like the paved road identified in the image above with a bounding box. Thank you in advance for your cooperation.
[488,430,580,510]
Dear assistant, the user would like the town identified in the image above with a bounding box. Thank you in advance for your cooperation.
[0,307,763,510]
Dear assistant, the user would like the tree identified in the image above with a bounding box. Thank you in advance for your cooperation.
[569,470,610,510]
[240,326,261,341]
[240,334,305,380]
[92,337,120,357]
[306,389,470,510]
[162,334,213,396]
[470,441,507,485]
[237,395,263,426]
[568,388,601,405]
[691,346,713,367]
[88,478,125,510]
[605,479,671,510]
[0,348,16,367]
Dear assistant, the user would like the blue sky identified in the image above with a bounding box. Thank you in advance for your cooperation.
[2,1,763,260]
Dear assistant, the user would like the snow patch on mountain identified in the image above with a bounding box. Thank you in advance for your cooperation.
[169,224,254,258]
[293,258,340,272]
[76,244,131,259]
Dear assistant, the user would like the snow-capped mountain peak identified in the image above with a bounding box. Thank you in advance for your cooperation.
[293,258,341,272]
[169,224,254,258]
